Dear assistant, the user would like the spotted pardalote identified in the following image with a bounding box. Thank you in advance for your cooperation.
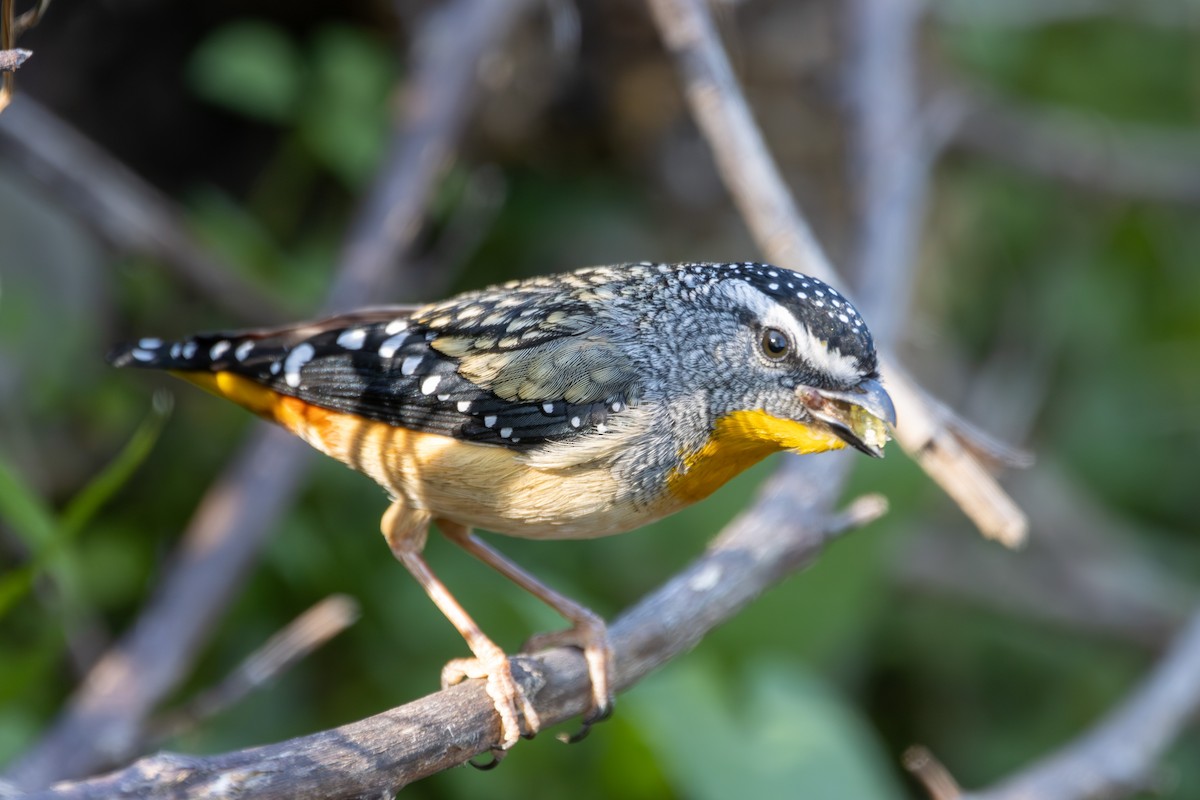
[110,261,896,750]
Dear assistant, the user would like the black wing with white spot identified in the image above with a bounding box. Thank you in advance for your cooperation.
[109,301,641,451]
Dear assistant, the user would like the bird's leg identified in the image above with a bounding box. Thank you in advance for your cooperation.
[381,501,538,750]
[437,519,614,742]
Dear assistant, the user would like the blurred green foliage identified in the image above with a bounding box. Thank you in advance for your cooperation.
[1,5,1198,798]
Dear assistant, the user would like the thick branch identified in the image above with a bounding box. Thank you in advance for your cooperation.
[4,0,533,788]
[647,0,1029,546]
[32,483,888,800]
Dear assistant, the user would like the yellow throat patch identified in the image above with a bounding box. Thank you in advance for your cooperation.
[667,409,845,504]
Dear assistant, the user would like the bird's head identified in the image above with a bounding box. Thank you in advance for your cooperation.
[669,263,895,461]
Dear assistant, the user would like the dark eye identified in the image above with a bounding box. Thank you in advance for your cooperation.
[760,328,789,359]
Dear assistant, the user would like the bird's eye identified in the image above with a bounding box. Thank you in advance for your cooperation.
[760,328,790,359]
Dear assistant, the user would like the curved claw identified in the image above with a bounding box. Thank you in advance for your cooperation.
[469,748,507,770]
[557,699,614,744]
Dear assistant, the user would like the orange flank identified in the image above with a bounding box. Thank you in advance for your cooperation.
[170,370,648,541]
[667,409,844,504]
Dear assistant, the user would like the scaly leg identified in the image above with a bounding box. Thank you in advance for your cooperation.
[381,501,539,749]
[437,519,614,741]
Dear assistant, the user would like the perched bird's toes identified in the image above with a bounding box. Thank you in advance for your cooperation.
[524,621,615,744]
[443,650,542,749]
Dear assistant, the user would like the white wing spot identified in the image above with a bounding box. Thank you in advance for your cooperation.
[457,400,471,413]
[611,401,622,412]
[596,423,607,434]
[401,355,422,376]
[209,340,231,360]
[768,283,779,291]
[570,416,582,428]
[131,348,156,362]
[385,319,408,335]
[542,402,555,414]
[378,333,410,358]
[798,292,808,300]
[838,313,849,323]
[337,328,367,350]
[270,361,282,375]
[421,375,441,395]
[484,415,498,428]
[284,343,315,388]
[170,343,182,359]
[181,341,198,360]
[138,337,162,349]
[235,341,254,361]
[499,427,513,438]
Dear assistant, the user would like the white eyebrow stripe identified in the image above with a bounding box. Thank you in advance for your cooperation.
[717,278,862,385]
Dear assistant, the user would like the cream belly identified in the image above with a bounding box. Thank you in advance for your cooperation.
[275,392,678,540]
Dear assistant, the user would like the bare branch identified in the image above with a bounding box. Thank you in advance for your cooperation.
[28,488,889,799]
[5,0,534,788]
[647,0,1029,546]
[904,746,963,800]
[959,607,1200,800]
[147,596,360,745]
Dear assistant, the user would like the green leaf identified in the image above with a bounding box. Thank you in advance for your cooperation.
[60,391,172,538]
[188,20,304,124]
[627,657,905,800]
[0,396,170,619]
[299,26,395,187]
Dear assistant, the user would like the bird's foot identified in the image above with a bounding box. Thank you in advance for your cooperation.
[443,648,545,751]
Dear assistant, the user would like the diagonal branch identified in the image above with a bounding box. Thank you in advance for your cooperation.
[4,0,535,788]
[26,487,889,800]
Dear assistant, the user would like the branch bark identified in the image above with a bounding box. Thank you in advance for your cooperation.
[4,0,534,788]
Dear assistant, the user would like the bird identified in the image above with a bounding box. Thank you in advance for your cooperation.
[108,261,896,751]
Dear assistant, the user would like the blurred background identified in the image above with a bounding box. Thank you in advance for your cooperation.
[1,0,1198,797]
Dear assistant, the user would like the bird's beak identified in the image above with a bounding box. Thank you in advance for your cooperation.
[798,377,897,458]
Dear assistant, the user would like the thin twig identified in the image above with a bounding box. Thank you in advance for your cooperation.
[147,595,361,745]
[0,100,287,322]
[25,491,890,799]
[904,745,963,800]
[0,0,14,114]
[4,0,533,788]
[647,0,1029,546]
